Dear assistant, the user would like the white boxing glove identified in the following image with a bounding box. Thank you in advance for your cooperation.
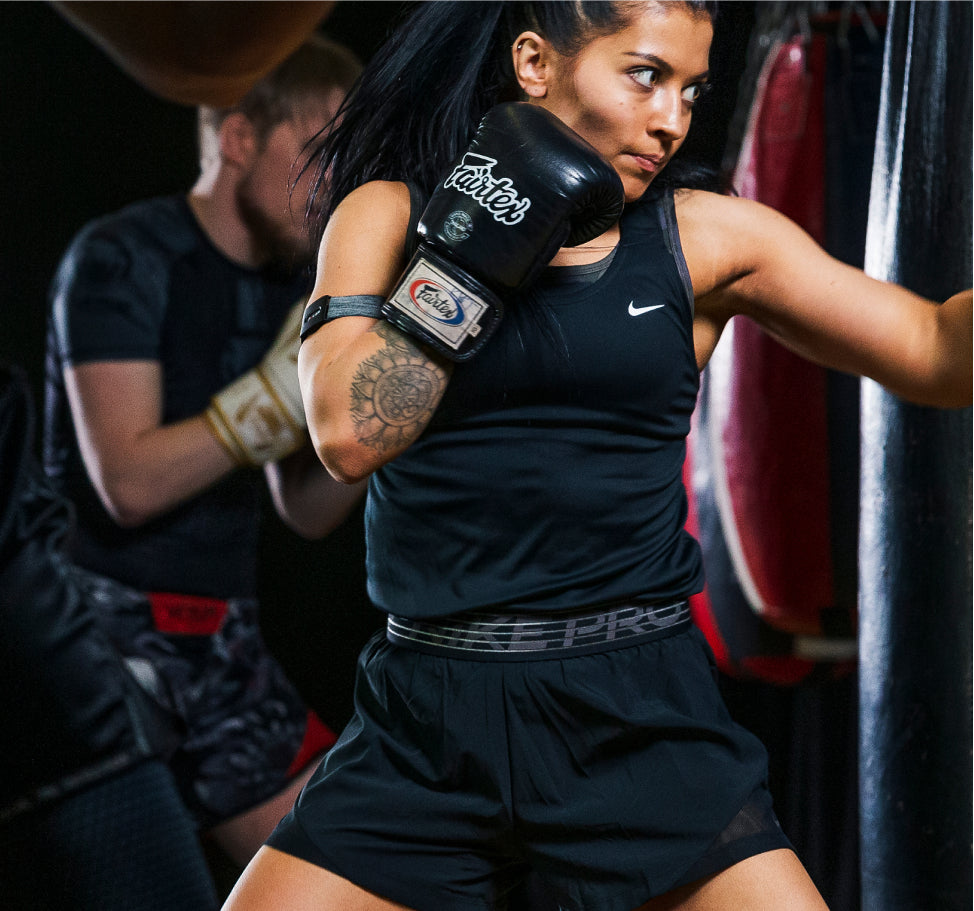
[205,299,307,466]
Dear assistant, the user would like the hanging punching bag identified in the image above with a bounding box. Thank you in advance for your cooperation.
[859,3,973,910]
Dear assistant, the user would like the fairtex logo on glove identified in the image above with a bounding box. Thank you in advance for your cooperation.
[409,279,464,325]
[443,153,532,225]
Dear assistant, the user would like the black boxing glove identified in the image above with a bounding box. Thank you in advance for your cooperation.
[381,102,624,360]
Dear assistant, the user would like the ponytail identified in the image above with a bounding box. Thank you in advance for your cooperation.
[306,1,515,243]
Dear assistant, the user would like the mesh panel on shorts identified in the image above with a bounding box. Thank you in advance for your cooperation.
[712,788,782,846]
[674,786,791,888]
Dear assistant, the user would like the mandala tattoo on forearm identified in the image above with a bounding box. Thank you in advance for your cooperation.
[350,323,448,452]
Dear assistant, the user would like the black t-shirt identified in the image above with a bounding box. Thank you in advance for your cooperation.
[44,196,309,597]
[366,189,705,617]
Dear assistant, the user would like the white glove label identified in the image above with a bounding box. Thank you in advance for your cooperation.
[387,256,490,350]
[443,154,532,225]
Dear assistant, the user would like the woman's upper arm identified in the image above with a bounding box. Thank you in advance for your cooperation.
[314,180,414,297]
[682,191,971,407]
[300,181,412,368]
[298,180,452,482]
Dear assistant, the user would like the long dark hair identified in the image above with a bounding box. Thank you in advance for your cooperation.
[306,0,720,244]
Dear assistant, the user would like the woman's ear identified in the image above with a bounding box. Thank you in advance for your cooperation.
[512,31,549,99]
[218,111,258,169]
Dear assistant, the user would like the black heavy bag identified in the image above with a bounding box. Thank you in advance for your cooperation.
[858,3,973,910]
[0,364,175,821]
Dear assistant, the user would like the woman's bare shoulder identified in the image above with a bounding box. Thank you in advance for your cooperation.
[332,180,413,229]
[673,188,808,296]
[674,187,781,233]
[316,181,415,296]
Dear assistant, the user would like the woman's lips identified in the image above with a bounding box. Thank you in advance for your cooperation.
[631,153,664,174]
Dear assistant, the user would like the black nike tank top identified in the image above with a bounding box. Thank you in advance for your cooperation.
[366,188,703,618]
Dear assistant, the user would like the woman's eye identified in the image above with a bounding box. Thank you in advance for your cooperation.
[631,68,660,88]
[682,83,708,105]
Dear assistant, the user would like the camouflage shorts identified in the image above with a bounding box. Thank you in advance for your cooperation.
[72,568,335,828]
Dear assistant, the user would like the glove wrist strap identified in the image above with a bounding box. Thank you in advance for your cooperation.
[380,246,503,361]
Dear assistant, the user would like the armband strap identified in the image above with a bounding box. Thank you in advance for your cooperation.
[300,294,386,342]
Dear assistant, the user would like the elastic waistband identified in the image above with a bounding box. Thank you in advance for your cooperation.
[386,600,691,661]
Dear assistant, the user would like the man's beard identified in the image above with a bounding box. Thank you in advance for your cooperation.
[236,188,315,273]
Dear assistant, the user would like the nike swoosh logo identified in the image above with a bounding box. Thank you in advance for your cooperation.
[628,301,665,316]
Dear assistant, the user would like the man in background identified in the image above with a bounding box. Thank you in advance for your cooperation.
[43,32,365,878]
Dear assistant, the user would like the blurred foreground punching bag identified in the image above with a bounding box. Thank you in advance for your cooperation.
[859,3,972,910]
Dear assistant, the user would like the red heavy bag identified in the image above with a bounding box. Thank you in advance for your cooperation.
[689,32,857,681]
[687,375,852,685]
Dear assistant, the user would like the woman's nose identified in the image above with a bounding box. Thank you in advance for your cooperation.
[647,89,688,141]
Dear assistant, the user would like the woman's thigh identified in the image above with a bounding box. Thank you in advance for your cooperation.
[222,846,417,911]
[640,849,829,911]
[209,761,320,867]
